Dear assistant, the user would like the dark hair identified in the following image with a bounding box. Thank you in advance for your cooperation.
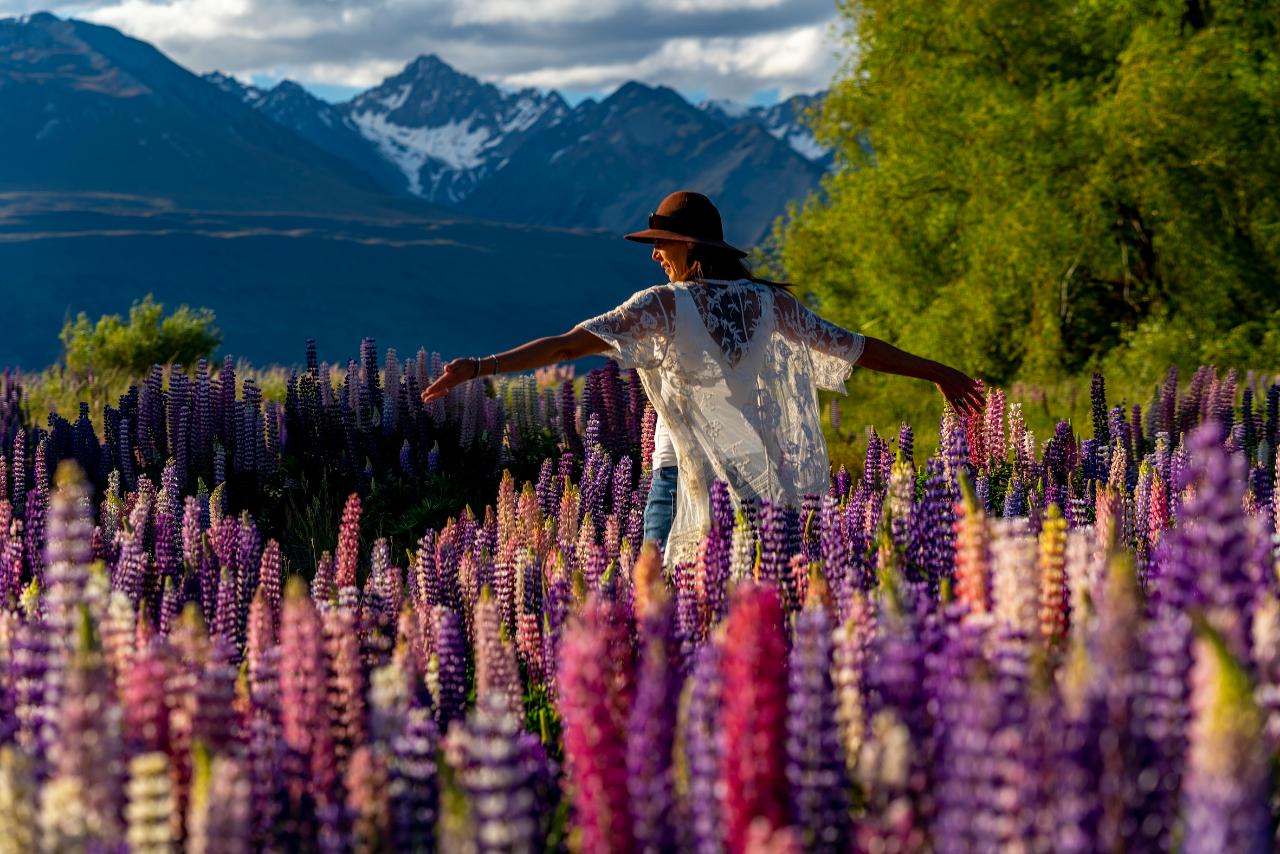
[685,244,795,291]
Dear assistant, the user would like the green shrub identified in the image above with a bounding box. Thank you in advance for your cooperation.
[59,294,221,376]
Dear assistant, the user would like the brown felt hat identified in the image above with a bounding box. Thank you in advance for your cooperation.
[624,190,748,258]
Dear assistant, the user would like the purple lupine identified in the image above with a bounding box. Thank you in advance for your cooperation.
[11,619,55,781]
[1003,476,1026,517]
[431,606,467,730]
[457,692,543,853]
[389,702,440,852]
[787,604,850,852]
[1154,423,1254,657]
[757,498,789,600]
[627,592,681,851]
[681,641,723,854]
[908,458,956,596]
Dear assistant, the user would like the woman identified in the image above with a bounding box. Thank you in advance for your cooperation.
[421,190,984,566]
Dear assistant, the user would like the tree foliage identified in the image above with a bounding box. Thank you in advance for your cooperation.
[59,294,222,376]
[780,0,1280,397]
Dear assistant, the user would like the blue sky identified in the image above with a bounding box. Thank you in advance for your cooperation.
[6,1,843,105]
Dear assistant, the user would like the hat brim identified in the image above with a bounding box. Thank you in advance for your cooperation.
[624,228,749,259]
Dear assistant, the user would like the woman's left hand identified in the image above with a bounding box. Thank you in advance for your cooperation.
[421,358,478,404]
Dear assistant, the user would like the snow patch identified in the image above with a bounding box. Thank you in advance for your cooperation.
[704,98,749,119]
[379,84,412,112]
[350,111,492,195]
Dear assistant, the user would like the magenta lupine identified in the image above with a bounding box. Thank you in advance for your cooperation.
[124,641,172,756]
[559,594,635,854]
[193,636,240,755]
[721,584,789,851]
[786,604,850,852]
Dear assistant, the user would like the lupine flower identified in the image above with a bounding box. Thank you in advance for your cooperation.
[336,492,362,588]
[721,584,789,851]
[786,604,850,852]
[431,606,467,730]
[559,594,635,853]
[475,588,523,719]
[628,591,681,851]
[389,702,440,851]
[457,693,543,853]
[677,640,723,854]
[1181,624,1270,854]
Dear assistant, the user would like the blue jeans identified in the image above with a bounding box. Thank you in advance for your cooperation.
[643,466,678,549]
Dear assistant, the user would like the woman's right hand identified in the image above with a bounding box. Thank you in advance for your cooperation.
[421,358,478,405]
[933,365,985,416]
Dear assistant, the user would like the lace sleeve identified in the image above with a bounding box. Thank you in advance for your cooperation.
[575,285,675,371]
[774,290,865,395]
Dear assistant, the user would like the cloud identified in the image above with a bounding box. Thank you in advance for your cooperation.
[8,0,843,102]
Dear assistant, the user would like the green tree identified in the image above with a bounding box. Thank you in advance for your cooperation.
[59,294,222,376]
[780,0,1280,401]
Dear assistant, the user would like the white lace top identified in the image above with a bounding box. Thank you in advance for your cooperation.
[576,278,866,566]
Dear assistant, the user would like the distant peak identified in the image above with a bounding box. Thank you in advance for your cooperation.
[407,54,456,75]
[15,11,59,24]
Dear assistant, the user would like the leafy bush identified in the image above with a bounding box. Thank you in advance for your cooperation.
[59,294,221,376]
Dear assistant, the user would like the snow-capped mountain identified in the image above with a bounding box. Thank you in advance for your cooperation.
[338,55,569,204]
[460,82,824,247]
[701,93,833,169]
[202,53,830,243]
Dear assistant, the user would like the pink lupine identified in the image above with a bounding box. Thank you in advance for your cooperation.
[336,492,362,588]
[721,583,790,852]
[558,594,635,854]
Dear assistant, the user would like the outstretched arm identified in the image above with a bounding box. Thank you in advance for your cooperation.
[420,327,607,404]
[858,336,985,416]
[774,290,983,416]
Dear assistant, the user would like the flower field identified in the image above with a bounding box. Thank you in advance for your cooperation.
[0,338,1277,853]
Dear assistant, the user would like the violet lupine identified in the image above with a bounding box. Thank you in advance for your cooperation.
[431,606,467,730]
[907,459,955,596]
[457,693,543,853]
[1180,626,1271,854]
[678,640,723,854]
[720,583,789,851]
[389,702,440,852]
[786,604,850,852]
[628,592,681,852]
[1155,423,1255,657]
[559,594,635,854]
[11,619,55,782]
